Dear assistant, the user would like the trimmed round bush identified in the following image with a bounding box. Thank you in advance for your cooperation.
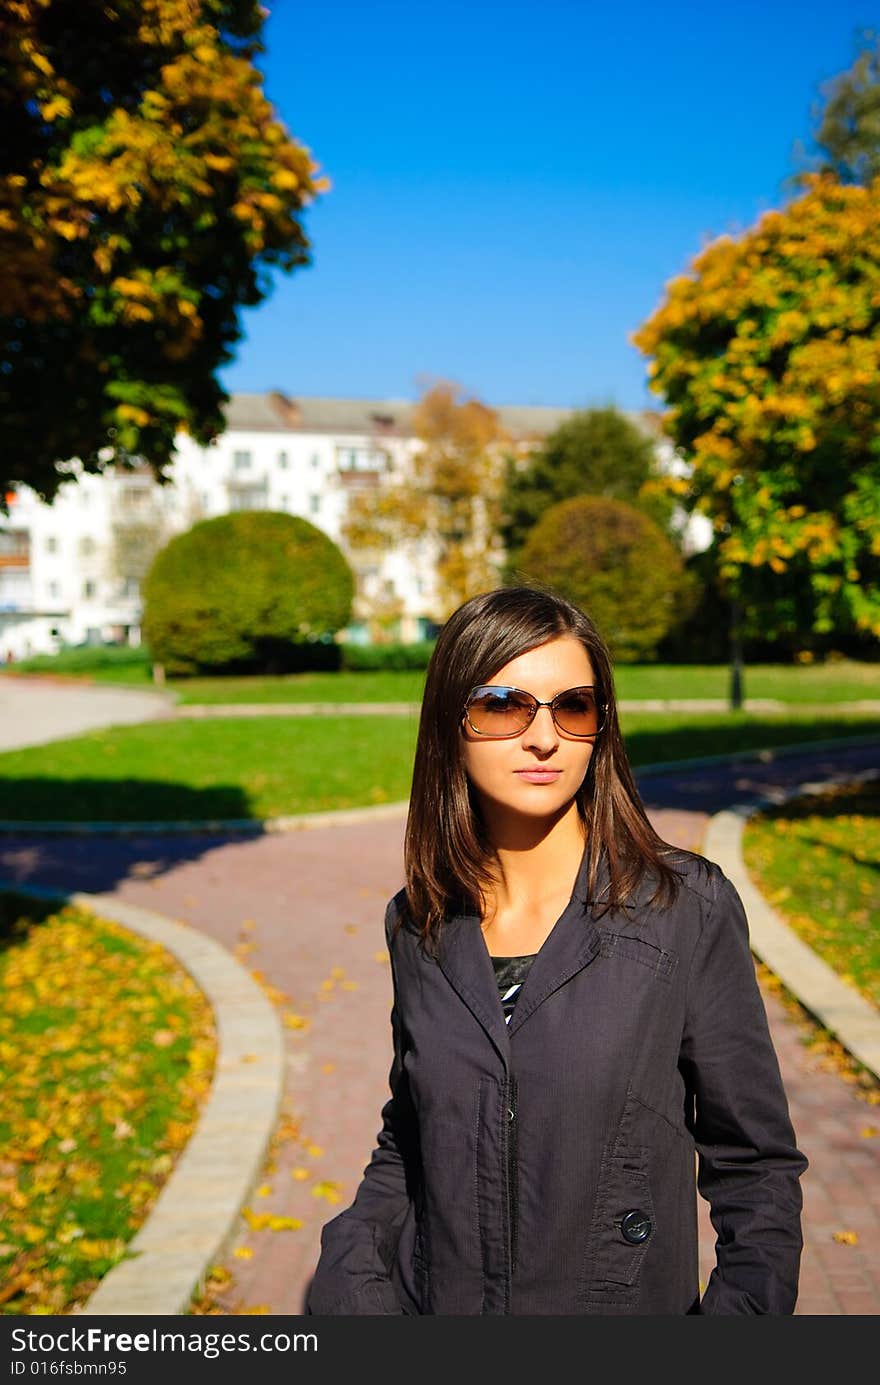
[142,512,355,675]
[517,496,691,661]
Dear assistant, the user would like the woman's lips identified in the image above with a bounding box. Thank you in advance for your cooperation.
[514,769,562,783]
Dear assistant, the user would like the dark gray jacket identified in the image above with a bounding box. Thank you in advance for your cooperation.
[307,845,808,1315]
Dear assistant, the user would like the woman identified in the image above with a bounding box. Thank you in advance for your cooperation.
[306,585,808,1315]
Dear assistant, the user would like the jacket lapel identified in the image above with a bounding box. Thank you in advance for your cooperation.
[506,902,602,1037]
[437,910,512,1071]
[507,844,656,1037]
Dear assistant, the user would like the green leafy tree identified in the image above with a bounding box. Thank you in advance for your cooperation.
[141,512,354,675]
[631,173,880,665]
[499,406,675,579]
[794,28,880,186]
[0,0,325,509]
[516,496,694,662]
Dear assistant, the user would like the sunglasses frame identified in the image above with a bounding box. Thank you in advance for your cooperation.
[462,684,607,739]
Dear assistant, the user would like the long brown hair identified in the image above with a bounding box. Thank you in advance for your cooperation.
[400,584,687,950]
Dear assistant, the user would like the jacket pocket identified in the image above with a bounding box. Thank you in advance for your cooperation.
[582,1146,656,1305]
[599,931,678,982]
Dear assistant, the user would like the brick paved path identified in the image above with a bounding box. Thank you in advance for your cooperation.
[2,757,878,1313]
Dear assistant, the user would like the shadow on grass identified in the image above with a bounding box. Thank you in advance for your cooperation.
[0,890,62,955]
[623,718,880,768]
[0,780,265,899]
[0,721,877,898]
[0,777,258,824]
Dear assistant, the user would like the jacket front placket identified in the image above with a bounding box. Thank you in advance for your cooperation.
[435,892,605,1312]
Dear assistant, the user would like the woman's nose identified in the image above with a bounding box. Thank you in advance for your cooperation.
[522,704,559,748]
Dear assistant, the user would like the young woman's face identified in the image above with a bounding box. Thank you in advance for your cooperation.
[460,636,598,828]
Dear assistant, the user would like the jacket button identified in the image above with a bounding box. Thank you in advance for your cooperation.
[619,1209,652,1244]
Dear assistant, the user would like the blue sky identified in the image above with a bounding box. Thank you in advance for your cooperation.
[219,0,875,412]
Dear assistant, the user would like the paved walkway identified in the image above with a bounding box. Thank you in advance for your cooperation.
[1,677,878,1315]
[0,675,174,751]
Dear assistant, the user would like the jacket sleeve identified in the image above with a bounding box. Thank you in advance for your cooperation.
[679,870,809,1315]
[305,898,415,1315]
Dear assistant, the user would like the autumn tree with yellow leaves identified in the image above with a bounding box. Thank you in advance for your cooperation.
[0,0,325,508]
[632,173,880,657]
[341,381,512,623]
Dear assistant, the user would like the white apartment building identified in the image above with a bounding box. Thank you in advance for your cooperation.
[0,392,710,660]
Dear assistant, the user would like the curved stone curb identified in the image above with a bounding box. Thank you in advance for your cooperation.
[702,767,880,1083]
[0,879,285,1316]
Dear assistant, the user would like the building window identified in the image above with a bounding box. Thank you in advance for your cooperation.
[311,453,321,468]
[279,494,289,509]
[79,535,96,557]
[83,580,96,599]
[336,446,387,472]
[0,529,29,560]
[309,494,321,514]
[45,536,58,554]
[278,451,289,469]
[233,450,252,470]
[121,577,140,598]
[48,580,60,599]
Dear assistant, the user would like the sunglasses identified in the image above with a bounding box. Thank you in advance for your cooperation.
[463,684,606,739]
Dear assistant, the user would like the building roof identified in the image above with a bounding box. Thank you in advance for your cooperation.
[221,391,660,441]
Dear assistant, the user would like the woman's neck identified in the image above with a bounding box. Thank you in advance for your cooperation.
[481,803,588,921]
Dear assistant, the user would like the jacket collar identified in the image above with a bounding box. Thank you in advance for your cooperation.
[435,840,656,1061]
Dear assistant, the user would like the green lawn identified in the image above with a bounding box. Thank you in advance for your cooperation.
[0,711,877,822]
[168,661,880,706]
[742,779,880,1010]
[3,649,880,704]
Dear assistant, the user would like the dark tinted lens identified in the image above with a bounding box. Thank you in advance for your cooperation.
[466,687,535,735]
[552,688,601,735]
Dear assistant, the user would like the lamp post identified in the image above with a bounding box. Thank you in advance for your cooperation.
[730,597,744,711]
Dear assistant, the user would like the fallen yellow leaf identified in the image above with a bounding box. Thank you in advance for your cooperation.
[311,1180,341,1204]
[233,1247,253,1260]
[832,1230,859,1245]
